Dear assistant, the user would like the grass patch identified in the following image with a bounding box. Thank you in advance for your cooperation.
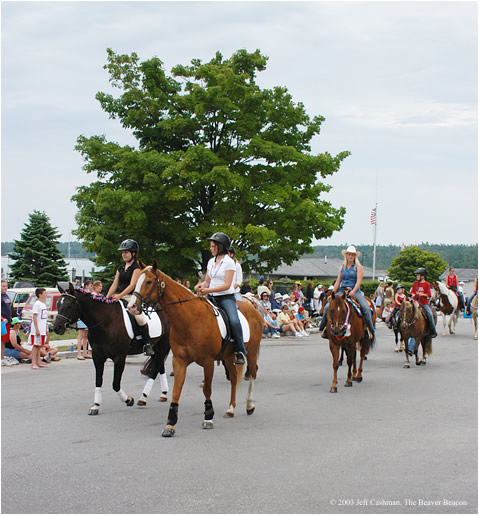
[19,328,78,343]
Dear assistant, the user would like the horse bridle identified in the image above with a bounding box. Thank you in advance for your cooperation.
[132,269,216,314]
[57,292,105,329]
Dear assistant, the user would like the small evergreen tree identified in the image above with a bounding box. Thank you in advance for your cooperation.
[9,211,68,286]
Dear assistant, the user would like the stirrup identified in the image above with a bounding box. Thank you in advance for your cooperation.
[321,328,328,339]
[143,343,155,356]
[235,352,246,365]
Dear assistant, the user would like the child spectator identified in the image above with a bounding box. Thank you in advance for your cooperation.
[29,288,49,369]
[295,306,311,333]
[277,305,305,338]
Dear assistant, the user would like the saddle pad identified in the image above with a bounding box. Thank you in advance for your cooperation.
[205,298,251,343]
[345,297,375,318]
[119,301,163,340]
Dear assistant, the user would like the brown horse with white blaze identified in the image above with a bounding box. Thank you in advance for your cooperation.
[326,291,376,393]
[399,299,435,368]
[128,261,263,437]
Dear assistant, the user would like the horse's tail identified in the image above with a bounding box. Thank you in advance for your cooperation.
[140,356,154,377]
[235,364,244,387]
[425,338,433,356]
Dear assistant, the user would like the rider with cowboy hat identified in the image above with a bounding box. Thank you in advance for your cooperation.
[319,245,376,342]
[410,267,437,338]
[106,239,154,356]
[195,232,247,365]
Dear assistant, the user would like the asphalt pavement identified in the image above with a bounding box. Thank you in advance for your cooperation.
[1,318,477,514]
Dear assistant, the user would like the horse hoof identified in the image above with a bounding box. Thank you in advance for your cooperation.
[344,382,353,387]
[137,399,147,407]
[330,387,338,393]
[202,420,214,430]
[403,363,410,368]
[162,425,176,437]
[355,377,363,383]
[159,395,168,402]
[246,406,255,415]
[224,411,234,418]
[126,396,134,407]
[88,408,99,416]
[421,360,427,366]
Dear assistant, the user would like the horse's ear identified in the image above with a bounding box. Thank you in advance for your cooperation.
[138,258,146,270]
[57,283,65,294]
[68,282,75,295]
[331,291,335,300]
[152,258,158,272]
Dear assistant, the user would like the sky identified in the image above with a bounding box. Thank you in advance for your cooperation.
[1,0,478,249]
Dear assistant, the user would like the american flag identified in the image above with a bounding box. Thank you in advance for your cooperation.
[370,207,377,225]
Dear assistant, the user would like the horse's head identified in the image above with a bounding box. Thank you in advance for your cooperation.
[54,283,80,335]
[328,292,349,338]
[399,300,416,331]
[128,259,163,314]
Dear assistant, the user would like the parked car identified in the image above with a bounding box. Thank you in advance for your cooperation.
[20,291,63,331]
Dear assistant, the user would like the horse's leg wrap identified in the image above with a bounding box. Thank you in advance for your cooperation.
[204,399,214,421]
[159,372,168,393]
[94,387,102,406]
[117,389,128,403]
[142,378,154,398]
[167,402,179,426]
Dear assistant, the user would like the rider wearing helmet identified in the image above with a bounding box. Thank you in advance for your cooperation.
[386,283,406,330]
[195,232,247,365]
[410,267,437,338]
[106,240,154,355]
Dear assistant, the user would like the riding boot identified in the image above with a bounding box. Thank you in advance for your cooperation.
[139,324,154,356]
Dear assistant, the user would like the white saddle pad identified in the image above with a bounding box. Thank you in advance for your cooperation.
[119,301,163,340]
[205,298,251,343]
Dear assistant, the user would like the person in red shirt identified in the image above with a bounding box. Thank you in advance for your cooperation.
[386,284,406,330]
[410,267,437,338]
[446,267,458,293]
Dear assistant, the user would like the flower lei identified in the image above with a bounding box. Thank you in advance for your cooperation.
[78,288,116,304]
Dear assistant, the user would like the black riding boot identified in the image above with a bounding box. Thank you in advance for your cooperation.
[139,324,154,356]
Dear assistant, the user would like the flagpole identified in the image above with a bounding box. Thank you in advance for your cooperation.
[372,203,377,280]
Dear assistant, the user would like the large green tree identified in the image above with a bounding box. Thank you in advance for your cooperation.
[73,49,349,275]
[388,246,448,283]
[9,211,68,286]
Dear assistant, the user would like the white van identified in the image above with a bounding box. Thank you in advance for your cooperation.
[6,287,58,318]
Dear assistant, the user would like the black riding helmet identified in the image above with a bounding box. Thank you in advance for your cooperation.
[207,232,231,251]
[397,283,405,289]
[228,245,235,254]
[118,239,139,253]
[415,267,427,277]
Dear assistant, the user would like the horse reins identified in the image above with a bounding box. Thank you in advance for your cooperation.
[58,292,105,330]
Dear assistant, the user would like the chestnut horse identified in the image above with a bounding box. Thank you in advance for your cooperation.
[432,281,459,336]
[471,295,478,340]
[326,292,376,393]
[399,300,435,368]
[128,262,263,437]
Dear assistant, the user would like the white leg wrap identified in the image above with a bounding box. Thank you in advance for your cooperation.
[247,379,255,409]
[143,378,154,398]
[94,387,102,405]
[159,373,169,393]
[117,389,128,402]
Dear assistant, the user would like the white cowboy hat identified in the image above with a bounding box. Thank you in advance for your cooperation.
[341,245,361,257]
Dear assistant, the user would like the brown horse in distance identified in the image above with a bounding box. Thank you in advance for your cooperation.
[326,291,376,393]
[399,300,435,368]
[128,261,263,437]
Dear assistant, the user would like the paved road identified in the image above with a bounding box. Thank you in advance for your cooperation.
[2,318,477,514]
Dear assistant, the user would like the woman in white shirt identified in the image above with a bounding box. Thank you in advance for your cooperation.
[195,232,247,365]
[227,245,244,302]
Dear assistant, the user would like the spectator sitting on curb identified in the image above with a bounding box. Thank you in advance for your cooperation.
[295,306,311,332]
[263,307,281,338]
[5,317,31,364]
[40,341,61,363]
[271,292,282,311]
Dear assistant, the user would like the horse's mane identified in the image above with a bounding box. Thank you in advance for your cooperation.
[77,288,116,304]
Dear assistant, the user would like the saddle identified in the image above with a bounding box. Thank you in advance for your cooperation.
[344,296,375,318]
